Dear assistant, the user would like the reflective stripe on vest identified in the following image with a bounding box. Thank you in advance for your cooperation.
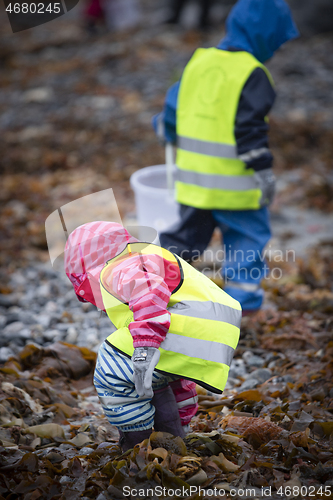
[168,299,241,328]
[100,242,241,394]
[177,136,237,159]
[175,48,273,210]
[175,167,259,191]
[160,332,235,366]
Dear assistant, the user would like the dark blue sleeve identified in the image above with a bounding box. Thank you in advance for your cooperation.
[235,67,276,171]
[152,81,179,144]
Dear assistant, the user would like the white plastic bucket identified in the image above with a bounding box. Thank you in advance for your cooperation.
[130,164,180,235]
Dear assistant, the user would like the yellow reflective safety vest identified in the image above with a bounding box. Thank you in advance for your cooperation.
[100,242,241,394]
[176,48,274,210]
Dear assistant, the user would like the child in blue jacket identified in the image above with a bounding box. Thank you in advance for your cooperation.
[153,0,299,314]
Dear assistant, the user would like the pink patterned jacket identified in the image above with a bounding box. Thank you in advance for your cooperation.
[65,221,198,424]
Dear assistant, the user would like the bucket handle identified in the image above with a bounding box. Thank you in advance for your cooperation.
[165,143,174,196]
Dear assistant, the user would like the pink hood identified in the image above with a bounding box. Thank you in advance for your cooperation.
[64,221,138,308]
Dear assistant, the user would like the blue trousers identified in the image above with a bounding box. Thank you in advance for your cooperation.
[94,341,171,432]
[212,207,271,310]
[160,205,271,310]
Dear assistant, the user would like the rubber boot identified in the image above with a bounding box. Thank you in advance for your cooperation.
[151,385,185,438]
[119,428,152,452]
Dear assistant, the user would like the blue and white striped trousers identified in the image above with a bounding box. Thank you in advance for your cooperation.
[93,341,172,431]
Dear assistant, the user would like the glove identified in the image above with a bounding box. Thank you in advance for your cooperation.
[131,347,160,398]
[254,169,276,207]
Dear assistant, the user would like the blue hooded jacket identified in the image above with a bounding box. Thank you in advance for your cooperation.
[153,0,299,145]
[218,0,299,63]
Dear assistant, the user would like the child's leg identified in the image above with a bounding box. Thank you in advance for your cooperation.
[169,379,198,427]
[212,207,271,311]
[94,341,168,433]
[160,204,216,262]
[151,385,185,437]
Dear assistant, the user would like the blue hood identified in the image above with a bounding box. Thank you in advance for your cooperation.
[218,0,299,63]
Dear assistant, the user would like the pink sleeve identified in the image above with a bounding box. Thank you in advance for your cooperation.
[110,254,171,348]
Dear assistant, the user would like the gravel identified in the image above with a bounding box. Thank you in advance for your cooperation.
[0,260,273,393]
[0,264,112,354]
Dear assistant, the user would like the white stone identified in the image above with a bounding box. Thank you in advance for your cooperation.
[3,321,25,337]
[22,87,54,103]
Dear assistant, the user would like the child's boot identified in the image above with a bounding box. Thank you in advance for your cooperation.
[119,428,152,451]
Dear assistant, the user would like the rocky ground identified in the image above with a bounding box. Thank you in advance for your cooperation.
[0,1,333,498]
[0,248,333,499]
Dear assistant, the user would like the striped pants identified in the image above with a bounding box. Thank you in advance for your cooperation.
[93,341,198,432]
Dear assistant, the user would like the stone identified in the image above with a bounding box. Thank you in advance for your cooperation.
[229,358,247,379]
[18,311,38,325]
[0,315,6,329]
[0,294,18,308]
[56,323,72,331]
[26,269,38,281]
[239,379,259,391]
[79,446,94,455]
[96,493,108,500]
[3,321,25,337]
[66,327,78,344]
[43,330,63,342]
[8,339,26,352]
[36,284,51,297]
[35,314,52,329]
[86,329,99,345]
[20,328,33,340]
[224,377,237,389]
[44,301,59,313]
[242,351,265,368]
[22,87,54,103]
[247,368,272,384]
[9,272,26,287]
[0,347,15,363]
[59,476,72,484]
[99,327,116,340]
[5,311,20,325]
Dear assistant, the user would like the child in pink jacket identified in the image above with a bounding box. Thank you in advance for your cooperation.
[65,221,198,450]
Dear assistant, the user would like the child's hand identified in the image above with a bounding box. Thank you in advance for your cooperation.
[254,169,276,206]
[132,347,160,398]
